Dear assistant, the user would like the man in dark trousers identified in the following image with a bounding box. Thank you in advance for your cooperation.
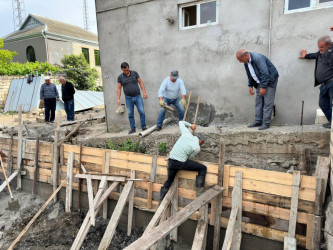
[236,49,279,130]
[117,62,148,134]
[160,121,206,201]
[40,76,59,124]
[59,76,75,121]
[299,35,333,128]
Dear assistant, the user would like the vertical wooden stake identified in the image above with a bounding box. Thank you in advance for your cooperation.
[231,171,242,250]
[170,177,178,242]
[183,91,192,121]
[32,136,39,196]
[193,96,200,124]
[78,143,83,211]
[147,181,153,209]
[65,152,74,213]
[287,171,301,238]
[213,139,225,250]
[103,151,110,219]
[52,117,60,202]
[7,127,14,176]
[87,174,95,226]
[127,170,135,236]
[16,105,23,190]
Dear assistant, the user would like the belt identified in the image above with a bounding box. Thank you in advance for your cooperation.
[126,94,140,97]
[322,78,333,85]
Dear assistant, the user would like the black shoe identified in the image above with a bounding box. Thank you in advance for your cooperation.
[258,124,270,130]
[128,129,136,134]
[247,122,262,128]
[196,175,205,197]
[323,123,331,129]
[142,127,147,131]
[156,126,162,131]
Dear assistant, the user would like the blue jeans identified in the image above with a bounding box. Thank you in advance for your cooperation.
[64,99,75,121]
[125,95,146,130]
[319,79,333,123]
[157,96,185,127]
[255,78,278,126]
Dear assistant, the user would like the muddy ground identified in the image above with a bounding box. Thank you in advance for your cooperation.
[0,190,143,249]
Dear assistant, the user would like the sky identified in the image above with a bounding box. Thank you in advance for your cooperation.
[0,0,98,38]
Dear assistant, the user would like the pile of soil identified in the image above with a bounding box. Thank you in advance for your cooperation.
[0,190,142,249]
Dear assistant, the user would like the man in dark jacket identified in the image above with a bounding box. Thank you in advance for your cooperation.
[299,35,333,128]
[40,76,60,123]
[59,77,75,121]
[236,49,279,130]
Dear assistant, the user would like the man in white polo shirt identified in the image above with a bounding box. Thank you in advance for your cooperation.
[156,70,187,131]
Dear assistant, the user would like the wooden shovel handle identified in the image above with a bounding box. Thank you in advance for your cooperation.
[0,155,14,198]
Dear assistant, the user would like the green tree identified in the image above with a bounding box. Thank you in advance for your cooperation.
[0,39,17,65]
[61,54,98,90]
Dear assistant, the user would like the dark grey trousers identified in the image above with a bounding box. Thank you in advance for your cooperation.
[255,78,278,126]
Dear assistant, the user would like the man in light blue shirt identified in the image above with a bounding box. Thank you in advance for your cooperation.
[160,121,207,201]
[156,70,187,131]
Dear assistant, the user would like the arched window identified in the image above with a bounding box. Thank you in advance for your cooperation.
[26,46,36,62]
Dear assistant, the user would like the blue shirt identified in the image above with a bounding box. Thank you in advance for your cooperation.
[158,77,186,99]
[169,121,201,162]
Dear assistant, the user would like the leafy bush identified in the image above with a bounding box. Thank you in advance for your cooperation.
[105,138,143,153]
[158,142,167,155]
[61,54,98,90]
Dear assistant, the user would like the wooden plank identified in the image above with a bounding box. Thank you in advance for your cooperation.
[124,185,224,250]
[52,118,60,202]
[228,177,316,202]
[191,204,208,250]
[315,178,325,216]
[193,96,200,124]
[8,181,65,250]
[213,139,225,250]
[312,215,322,250]
[103,151,110,219]
[86,175,95,226]
[127,170,135,236]
[306,214,315,249]
[183,91,192,121]
[98,179,135,250]
[65,152,74,213]
[284,237,297,250]
[16,105,23,190]
[150,155,158,182]
[7,127,13,176]
[231,171,242,250]
[222,206,239,250]
[147,181,153,209]
[229,166,316,189]
[144,180,178,234]
[288,171,301,238]
[0,171,19,193]
[170,177,178,242]
[71,179,113,250]
[74,174,126,182]
[223,164,230,196]
[32,137,39,196]
[315,156,330,204]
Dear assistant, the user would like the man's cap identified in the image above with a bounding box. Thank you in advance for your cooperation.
[170,70,179,80]
[45,76,50,80]
[197,134,206,142]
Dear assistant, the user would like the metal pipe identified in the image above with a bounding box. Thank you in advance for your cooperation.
[139,117,174,137]
[268,0,273,59]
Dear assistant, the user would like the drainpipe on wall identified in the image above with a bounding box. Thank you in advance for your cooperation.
[41,30,50,63]
[268,0,273,59]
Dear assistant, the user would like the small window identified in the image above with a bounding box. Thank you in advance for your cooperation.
[285,0,333,13]
[179,1,218,30]
[94,50,101,66]
[82,48,90,63]
[26,46,36,62]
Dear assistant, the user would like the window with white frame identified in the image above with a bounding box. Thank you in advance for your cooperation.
[285,0,333,14]
[179,1,218,29]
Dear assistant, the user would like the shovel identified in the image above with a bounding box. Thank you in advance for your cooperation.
[0,154,20,211]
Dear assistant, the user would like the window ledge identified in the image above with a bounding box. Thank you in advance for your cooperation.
[284,3,333,14]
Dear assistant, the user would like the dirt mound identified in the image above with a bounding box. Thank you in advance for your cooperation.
[0,190,142,249]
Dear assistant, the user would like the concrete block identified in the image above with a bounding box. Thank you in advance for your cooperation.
[315,109,328,124]
[36,117,45,123]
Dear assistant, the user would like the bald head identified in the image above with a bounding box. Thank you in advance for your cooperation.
[236,49,250,63]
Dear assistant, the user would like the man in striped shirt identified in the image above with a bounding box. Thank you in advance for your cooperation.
[160,121,206,201]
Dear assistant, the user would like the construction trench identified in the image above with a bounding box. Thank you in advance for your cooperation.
[0,107,333,250]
